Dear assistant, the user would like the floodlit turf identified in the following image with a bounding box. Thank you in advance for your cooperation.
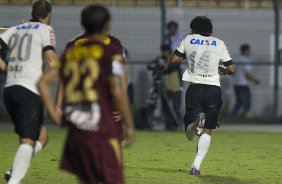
[0,129,282,184]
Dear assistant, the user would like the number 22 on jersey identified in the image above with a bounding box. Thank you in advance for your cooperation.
[63,58,100,104]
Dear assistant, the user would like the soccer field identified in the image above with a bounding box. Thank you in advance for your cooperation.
[0,129,282,184]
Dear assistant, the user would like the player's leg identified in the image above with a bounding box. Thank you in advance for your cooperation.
[184,85,203,141]
[32,102,48,157]
[33,126,48,157]
[5,126,48,182]
[4,86,44,183]
[190,85,222,175]
[190,128,212,175]
[8,138,35,183]
[103,138,124,184]
[185,112,205,141]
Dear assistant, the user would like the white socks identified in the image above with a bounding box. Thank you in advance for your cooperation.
[8,144,33,184]
[192,133,211,170]
[33,141,43,157]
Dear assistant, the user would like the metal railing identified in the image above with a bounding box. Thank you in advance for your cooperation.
[125,61,281,120]
[0,0,275,8]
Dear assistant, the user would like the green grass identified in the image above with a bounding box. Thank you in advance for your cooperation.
[1,129,282,184]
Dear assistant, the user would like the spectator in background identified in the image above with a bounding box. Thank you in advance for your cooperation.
[163,20,185,52]
[160,45,182,130]
[163,21,184,124]
[231,44,260,118]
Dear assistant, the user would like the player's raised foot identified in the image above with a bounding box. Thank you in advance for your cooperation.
[189,167,201,176]
[185,112,205,141]
[4,169,12,182]
[185,123,197,141]
[195,112,205,136]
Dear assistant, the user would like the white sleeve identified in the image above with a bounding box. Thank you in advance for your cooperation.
[112,60,124,76]
[41,26,56,50]
[176,37,185,54]
[220,42,232,62]
[0,27,16,48]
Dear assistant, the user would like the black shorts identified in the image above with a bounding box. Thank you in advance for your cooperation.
[184,84,222,130]
[4,85,44,140]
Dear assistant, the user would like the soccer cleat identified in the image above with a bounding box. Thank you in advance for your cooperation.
[4,169,12,182]
[189,167,201,176]
[185,112,205,141]
[195,112,205,136]
[185,123,197,141]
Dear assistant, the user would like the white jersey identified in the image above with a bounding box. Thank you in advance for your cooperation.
[0,21,56,94]
[176,34,232,86]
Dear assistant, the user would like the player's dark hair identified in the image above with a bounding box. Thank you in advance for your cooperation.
[190,16,213,36]
[81,5,110,34]
[31,0,52,21]
[240,44,250,54]
[160,44,172,53]
[167,21,178,29]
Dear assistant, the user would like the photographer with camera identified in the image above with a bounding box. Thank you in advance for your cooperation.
[148,45,182,131]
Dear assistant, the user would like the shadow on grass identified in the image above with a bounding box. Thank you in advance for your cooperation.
[126,166,260,184]
[125,165,186,173]
[199,175,256,184]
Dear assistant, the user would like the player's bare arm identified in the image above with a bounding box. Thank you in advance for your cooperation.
[109,74,135,146]
[55,81,64,116]
[43,49,58,68]
[219,64,236,75]
[37,67,62,125]
[0,27,8,71]
[0,58,6,71]
[112,54,128,122]
[170,53,184,63]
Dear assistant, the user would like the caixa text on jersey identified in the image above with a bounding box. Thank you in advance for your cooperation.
[190,39,217,46]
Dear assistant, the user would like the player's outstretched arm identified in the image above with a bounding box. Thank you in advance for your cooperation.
[110,75,135,146]
[37,67,62,125]
[39,50,62,125]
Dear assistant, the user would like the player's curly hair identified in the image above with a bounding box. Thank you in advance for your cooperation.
[190,16,213,36]
[81,5,110,34]
[31,0,52,21]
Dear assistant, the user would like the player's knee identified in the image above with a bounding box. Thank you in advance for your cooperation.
[203,128,212,135]
[39,126,49,147]
[20,138,35,147]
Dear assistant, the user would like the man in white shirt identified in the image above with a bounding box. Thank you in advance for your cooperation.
[0,1,58,183]
[231,44,260,118]
[170,16,236,175]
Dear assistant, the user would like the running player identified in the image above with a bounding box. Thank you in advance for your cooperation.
[170,16,236,175]
[37,5,134,184]
[0,0,57,183]
[56,33,127,142]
